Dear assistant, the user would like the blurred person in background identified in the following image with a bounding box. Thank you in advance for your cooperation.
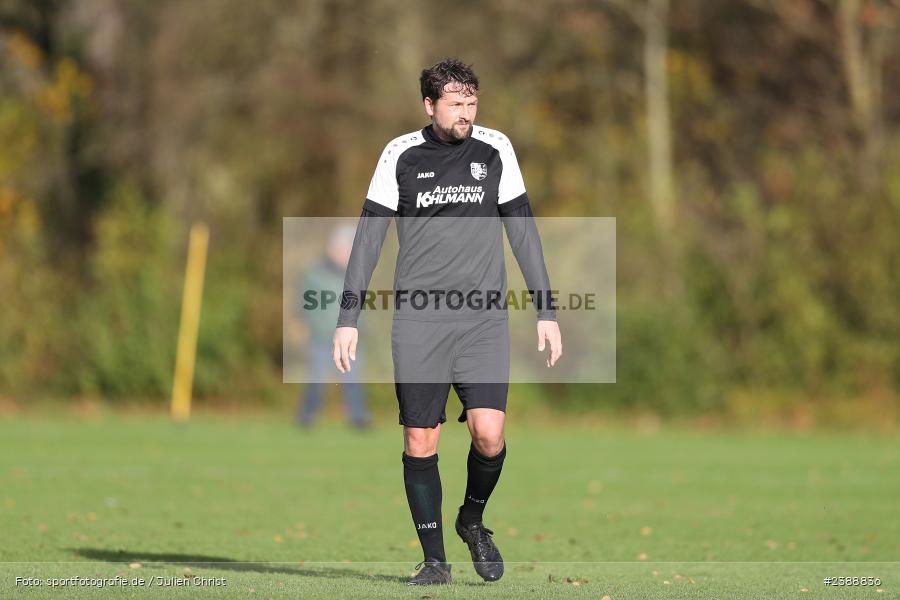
[295,224,370,429]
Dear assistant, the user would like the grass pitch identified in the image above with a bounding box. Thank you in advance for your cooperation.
[1,413,898,598]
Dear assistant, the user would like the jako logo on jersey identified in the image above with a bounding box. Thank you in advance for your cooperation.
[416,185,485,208]
[470,162,487,181]
[417,522,438,530]
[417,171,435,179]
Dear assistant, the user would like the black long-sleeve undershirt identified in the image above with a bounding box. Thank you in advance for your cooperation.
[499,194,557,322]
[335,202,392,328]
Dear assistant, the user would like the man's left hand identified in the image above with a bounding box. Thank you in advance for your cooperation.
[537,320,562,367]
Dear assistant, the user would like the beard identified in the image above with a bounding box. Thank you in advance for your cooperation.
[434,120,472,142]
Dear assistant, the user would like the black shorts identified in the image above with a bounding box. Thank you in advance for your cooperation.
[392,318,510,428]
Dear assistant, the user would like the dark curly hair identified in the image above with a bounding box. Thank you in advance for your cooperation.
[420,58,479,103]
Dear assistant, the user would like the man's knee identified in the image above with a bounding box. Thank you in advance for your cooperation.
[470,432,504,457]
[467,409,505,457]
[404,427,439,456]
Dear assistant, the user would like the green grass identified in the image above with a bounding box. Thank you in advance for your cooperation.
[1,413,898,598]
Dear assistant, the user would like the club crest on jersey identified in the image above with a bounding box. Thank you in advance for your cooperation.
[470,162,487,181]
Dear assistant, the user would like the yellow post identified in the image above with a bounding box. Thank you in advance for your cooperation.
[171,222,209,422]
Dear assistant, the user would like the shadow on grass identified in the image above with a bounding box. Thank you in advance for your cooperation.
[69,548,483,586]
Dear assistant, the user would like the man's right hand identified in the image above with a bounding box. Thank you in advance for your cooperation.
[333,326,358,373]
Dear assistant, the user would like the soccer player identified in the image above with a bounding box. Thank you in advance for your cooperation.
[332,58,562,585]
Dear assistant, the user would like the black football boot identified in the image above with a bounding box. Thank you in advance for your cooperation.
[455,511,503,582]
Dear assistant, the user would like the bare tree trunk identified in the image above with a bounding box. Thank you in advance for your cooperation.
[391,0,424,96]
[642,0,681,297]
[838,0,883,185]
[644,0,674,237]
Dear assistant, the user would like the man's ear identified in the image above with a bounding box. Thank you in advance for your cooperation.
[423,97,435,117]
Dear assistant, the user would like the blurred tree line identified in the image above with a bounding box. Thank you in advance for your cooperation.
[1,0,899,416]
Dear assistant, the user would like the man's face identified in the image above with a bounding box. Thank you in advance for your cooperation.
[424,82,478,141]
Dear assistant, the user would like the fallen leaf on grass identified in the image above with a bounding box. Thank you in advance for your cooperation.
[128,563,141,569]
[273,534,283,543]
[640,526,652,536]
[637,552,647,560]
[534,533,546,542]
[799,587,808,592]
[689,577,696,584]
[601,595,612,600]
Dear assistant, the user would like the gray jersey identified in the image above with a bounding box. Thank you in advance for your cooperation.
[337,124,556,327]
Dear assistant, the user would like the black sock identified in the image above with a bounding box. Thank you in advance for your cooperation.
[402,452,445,563]
[459,443,506,526]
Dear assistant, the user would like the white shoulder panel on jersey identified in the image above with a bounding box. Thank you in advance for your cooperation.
[366,130,426,212]
[473,125,527,204]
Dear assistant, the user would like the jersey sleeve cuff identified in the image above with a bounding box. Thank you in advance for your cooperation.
[362,198,397,217]
[498,192,530,216]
